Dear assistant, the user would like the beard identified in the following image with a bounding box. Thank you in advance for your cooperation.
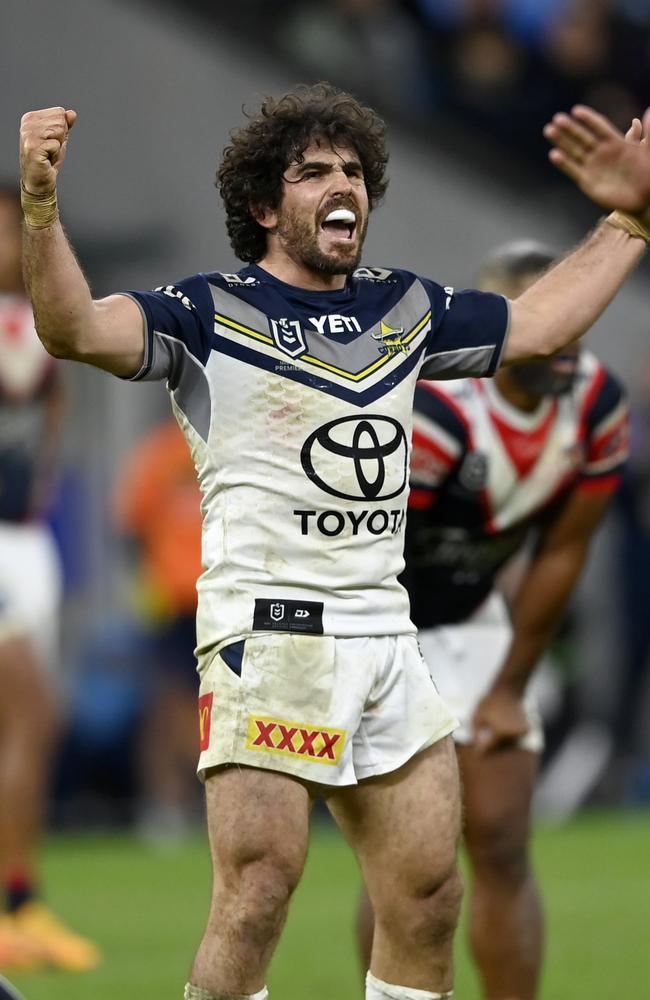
[510,360,578,398]
[274,203,367,276]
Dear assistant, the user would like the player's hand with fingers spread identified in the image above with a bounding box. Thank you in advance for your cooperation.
[543,104,650,219]
[20,107,77,229]
[472,686,529,754]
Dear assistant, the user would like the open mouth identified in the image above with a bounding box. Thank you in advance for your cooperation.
[321,207,356,242]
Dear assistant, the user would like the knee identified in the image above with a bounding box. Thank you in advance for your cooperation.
[380,866,464,951]
[209,851,302,944]
[467,817,531,887]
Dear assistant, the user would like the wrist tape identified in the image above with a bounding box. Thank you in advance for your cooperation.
[605,209,650,243]
[20,184,58,228]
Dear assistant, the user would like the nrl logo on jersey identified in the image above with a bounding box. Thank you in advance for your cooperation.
[371,320,409,356]
[270,317,307,359]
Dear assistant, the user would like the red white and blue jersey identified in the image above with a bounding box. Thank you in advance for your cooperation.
[406,350,629,628]
[0,293,59,522]
[122,263,509,653]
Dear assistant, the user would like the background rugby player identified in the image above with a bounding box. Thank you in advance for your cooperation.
[0,187,100,973]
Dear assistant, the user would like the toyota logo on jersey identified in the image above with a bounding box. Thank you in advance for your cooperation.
[300,415,408,501]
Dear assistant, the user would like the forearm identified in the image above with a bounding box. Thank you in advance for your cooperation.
[23,217,97,359]
[492,547,587,694]
[505,221,645,363]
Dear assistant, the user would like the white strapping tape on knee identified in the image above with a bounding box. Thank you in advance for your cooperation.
[366,970,452,1000]
[184,985,268,1000]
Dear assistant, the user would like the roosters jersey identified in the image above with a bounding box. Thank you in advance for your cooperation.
[124,263,508,654]
[407,350,628,627]
[0,294,58,521]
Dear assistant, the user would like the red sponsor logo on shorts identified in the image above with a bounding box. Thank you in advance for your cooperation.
[245,716,345,765]
[198,693,214,751]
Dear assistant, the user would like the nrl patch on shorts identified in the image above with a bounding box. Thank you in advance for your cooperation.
[246,715,346,765]
[253,598,324,634]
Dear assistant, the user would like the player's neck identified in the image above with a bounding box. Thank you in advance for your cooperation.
[493,369,542,413]
[256,249,348,292]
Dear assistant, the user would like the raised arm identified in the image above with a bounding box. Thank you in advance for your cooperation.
[501,114,649,365]
[502,219,645,364]
[20,107,145,377]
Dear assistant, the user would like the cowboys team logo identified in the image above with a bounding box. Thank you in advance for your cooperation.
[270,318,307,359]
[371,321,409,356]
[301,415,408,501]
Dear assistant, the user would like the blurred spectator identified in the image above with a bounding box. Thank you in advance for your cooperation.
[0,185,100,972]
[278,0,429,119]
[112,417,204,840]
[207,0,649,163]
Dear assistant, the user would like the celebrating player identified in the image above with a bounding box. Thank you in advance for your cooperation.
[357,239,629,1000]
[18,84,648,1000]
[0,186,100,972]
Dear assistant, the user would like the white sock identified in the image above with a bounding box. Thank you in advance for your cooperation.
[183,985,268,1000]
[365,970,452,1000]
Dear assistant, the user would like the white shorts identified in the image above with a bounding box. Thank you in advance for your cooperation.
[0,521,62,671]
[196,632,458,785]
[418,591,543,753]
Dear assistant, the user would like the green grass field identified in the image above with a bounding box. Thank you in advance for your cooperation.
[10,811,650,999]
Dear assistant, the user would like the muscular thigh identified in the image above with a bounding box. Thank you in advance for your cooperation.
[204,765,313,885]
[457,744,539,861]
[326,736,461,906]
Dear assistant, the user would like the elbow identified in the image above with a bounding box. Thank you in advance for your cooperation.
[36,326,82,361]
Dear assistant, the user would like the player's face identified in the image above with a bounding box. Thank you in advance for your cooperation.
[0,196,23,294]
[511,345,581,398]
[272,139,369,276]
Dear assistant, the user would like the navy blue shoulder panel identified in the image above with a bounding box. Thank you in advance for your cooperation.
[584,368,626,434]
[125,273,216,378]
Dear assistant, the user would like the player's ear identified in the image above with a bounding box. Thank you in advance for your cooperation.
[250,202,277,231]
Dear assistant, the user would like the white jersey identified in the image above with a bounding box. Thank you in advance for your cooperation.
[124,263,509,654]
[407,349,629,626]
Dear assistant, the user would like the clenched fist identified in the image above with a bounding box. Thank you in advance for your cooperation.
[20,107,77,196]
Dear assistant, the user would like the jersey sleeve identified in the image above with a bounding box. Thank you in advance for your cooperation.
[409,381,467,510]
[419,281,510,380]
[119,274,214,383]
[578,369,629,493]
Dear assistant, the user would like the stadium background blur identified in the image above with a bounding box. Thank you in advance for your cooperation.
[2,1,650,997]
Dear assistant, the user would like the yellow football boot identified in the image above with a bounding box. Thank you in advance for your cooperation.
[11,903,101,972]
[0,916,45,972]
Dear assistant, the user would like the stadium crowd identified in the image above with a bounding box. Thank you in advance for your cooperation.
[197,0,650,161]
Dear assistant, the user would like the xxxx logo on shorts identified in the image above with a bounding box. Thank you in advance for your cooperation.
[246,715,346,766]
[198,693,214,751]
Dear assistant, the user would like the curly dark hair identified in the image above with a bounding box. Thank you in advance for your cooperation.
[217,82,389,263]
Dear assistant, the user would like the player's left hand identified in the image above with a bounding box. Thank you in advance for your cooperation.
[472,686,529,754]
[543,105,650,215]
